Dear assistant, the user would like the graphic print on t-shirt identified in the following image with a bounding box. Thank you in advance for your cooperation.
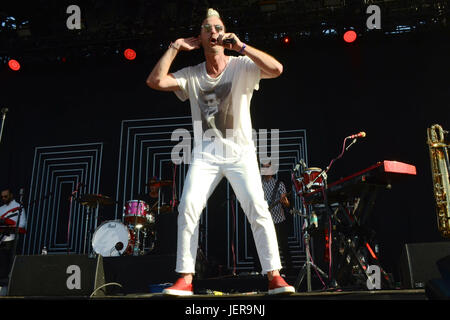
[198,82,232,138]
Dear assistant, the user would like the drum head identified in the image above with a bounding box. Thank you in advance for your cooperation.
[92,220,130,257]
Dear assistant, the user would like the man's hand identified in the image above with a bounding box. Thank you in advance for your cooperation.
[173,37,201,51]
[147,36,200,91]
[217,33,243,52]
[217,33,283,78]
[280,194,290,208]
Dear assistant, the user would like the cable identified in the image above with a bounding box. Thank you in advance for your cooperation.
[89,282,123,298]
[230,196,237,275]
[325,137,350,175]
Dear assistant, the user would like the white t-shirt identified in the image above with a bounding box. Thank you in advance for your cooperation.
[0,200,27,242]
[172,55,261,163]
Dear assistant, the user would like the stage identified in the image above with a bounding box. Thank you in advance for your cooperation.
[0,271,428,300]
[1,4,450,316]
[0,289,427,300]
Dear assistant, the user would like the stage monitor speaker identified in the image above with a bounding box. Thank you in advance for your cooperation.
[8,254,105,297]
[400,241,450,289]
[102,254,177,294]
[437,254,450,283]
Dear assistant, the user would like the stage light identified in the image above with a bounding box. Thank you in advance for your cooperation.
[8,59,20,71]
[343,30,357,43]
[124,48,136,60]
[282,36,291,44]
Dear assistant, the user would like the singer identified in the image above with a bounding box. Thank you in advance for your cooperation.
[146,8,294,295]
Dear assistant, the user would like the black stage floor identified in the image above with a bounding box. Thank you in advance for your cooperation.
[0,282,434,318]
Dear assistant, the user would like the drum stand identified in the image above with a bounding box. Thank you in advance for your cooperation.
[293,168,333,292]
[133,225,143,256]
[294,209,328,292]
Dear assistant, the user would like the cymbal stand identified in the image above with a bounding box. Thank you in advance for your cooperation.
[83,207,90,255]
[83,203,98,257]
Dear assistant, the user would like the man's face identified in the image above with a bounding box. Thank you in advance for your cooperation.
[204,93,220,108]
[1,190,13,204]
[200,16,226,54]
[148,180,158,195]
[261,163,273,176]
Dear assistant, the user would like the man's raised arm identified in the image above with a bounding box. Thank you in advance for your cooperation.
[146,37,201,91]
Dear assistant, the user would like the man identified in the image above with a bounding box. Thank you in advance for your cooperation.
[146,8,294,295]
[0,188,27,284]
[135,177,177,255]
[261,162,294,274]
[136,177,161,211]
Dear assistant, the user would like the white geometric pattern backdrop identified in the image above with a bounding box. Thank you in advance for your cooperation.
[22,117,308,272]
[22,143,103,255]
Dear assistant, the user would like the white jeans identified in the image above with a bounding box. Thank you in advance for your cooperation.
[176,151,282,275]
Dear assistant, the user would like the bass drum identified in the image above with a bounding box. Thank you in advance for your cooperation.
[91,220,134,257]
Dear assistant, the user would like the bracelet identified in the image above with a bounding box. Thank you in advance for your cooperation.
[169,42,180,51]
[239,43,247,54]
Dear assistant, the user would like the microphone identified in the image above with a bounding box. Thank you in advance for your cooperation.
[216,35,236,45]
[293,159,307,174]
[19,188,24,204]
[300,159,307,168]
[0,107,8,115]
[348,132,366,139]
[223,38,236,45]
[345,132,366,151]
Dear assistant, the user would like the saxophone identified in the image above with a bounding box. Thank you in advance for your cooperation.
[427,124,450,238]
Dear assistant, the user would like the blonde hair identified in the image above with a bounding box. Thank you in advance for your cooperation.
[206,8,220,18]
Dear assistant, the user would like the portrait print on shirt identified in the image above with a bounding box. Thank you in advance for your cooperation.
[198,82,232,138]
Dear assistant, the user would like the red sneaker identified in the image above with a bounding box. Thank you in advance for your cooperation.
[268,275,295,295]
[162,278,193,296]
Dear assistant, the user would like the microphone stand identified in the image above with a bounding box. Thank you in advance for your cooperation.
[293,134,364,291]
[0,108,8,145]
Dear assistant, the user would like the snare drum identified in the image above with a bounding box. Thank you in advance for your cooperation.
[91,220,134,256]
[294,167,324,194]
[123,200,150,225]
[303,167,324,190]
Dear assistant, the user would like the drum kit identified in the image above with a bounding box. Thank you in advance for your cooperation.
[76,179,175,257]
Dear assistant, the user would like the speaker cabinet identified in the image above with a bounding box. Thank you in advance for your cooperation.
[400,241,450,289]
[8,254,105,297]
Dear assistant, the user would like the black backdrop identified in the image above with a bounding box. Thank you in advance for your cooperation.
[1,27,449,281]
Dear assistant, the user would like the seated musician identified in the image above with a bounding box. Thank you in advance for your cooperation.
[136,177,160,211]
[0,188,27,285]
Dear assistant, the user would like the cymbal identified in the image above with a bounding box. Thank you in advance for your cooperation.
[148,180,172,187]
[78,194,115,207]
[150,205,172,213]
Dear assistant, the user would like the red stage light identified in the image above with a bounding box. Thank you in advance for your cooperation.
[343,30,357,43]
[8,59,21,71]
[282,36,291,44]
[124,48,136,60]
